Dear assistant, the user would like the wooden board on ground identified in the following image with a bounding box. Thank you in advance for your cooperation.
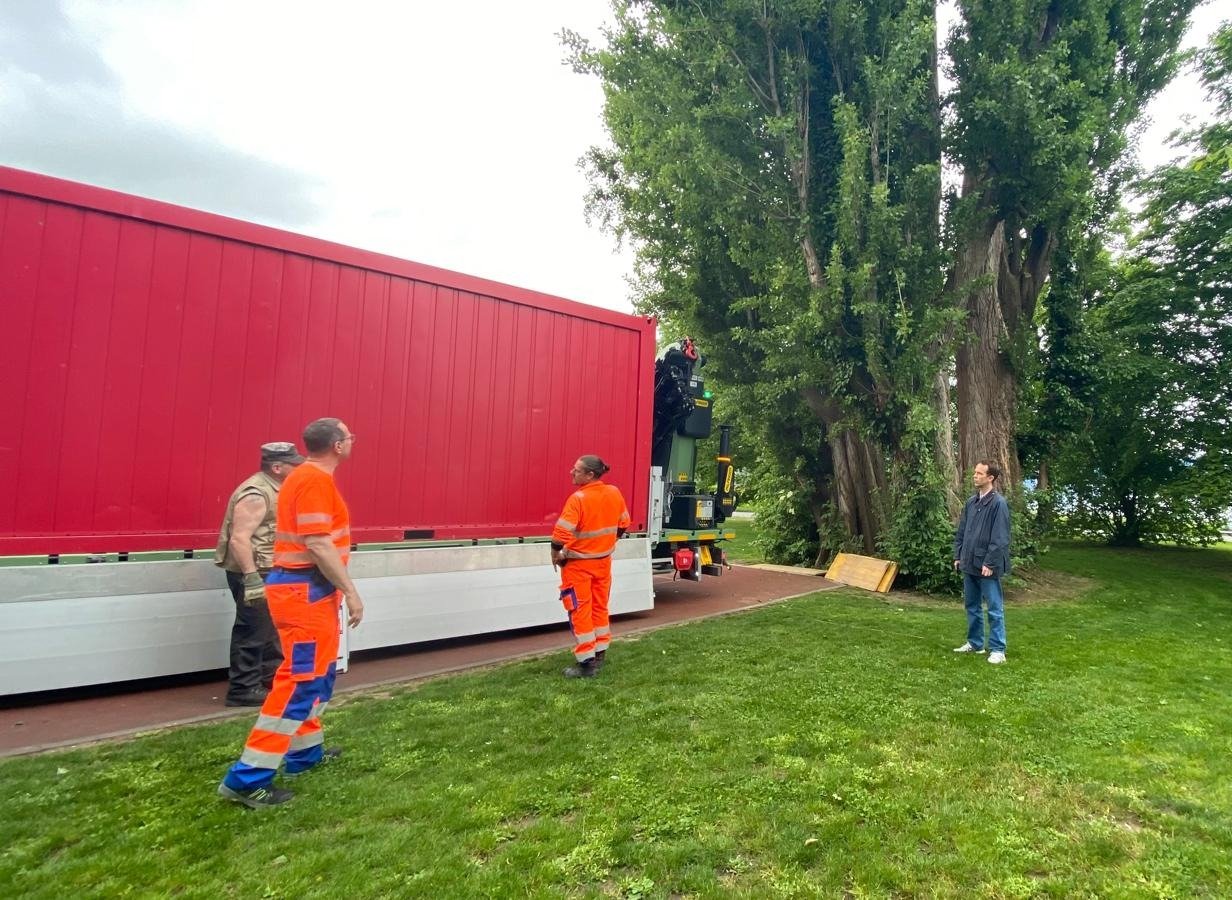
[744,563,828,577]
[822,553,899,593]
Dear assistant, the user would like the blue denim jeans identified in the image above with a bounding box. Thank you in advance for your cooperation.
[963,572,1006,653]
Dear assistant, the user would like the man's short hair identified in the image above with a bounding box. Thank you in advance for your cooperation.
[578,455,610,477]
[303,418,346,454]
[978,459,1002,483]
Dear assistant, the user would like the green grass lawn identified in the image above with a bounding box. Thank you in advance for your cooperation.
[2,544,1230,898]
[721,515,767,564]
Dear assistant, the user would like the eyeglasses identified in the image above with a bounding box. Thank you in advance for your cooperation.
[338,434,356,444]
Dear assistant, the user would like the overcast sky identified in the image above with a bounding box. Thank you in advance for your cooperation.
[0,1,1224,315]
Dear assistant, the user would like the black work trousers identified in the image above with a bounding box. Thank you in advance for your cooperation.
[224,570,283,699]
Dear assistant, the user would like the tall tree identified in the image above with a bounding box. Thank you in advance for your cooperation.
[1033,22,1232,546]
[568,0,950,565]
[945,0,1198,488]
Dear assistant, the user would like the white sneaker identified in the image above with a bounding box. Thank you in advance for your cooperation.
[988,652,1006,665]
[953,642,985,653]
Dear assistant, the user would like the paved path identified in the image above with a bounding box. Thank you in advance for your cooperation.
[0,565,836,757]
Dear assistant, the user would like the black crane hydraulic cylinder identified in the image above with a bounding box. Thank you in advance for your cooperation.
[715,424,737,521]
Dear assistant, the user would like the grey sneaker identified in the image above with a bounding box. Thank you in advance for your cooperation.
[217,782,294,809]
[953,642,985,653]
[988,651,1007,665]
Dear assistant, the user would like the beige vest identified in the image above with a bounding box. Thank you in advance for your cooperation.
[214,472,280,573]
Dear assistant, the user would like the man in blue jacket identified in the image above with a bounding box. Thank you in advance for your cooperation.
[952,460,1011,664]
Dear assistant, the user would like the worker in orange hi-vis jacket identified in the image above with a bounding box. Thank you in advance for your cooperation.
[551,455,631,679]
[218,417,365,809]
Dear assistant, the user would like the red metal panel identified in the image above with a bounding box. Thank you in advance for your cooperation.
[199,240,257,520]
[349,270,391,523]
[164,233,224,530]
[56,210,120,535]
[0,196,46,537]
[128,227,190,533]
[14,202,84,536]
[92,219,157,533]
[372,277,411,528]
[0,165,657,554]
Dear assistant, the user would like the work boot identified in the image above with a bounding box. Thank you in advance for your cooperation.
[224,690,268,708]
[563,659,598,679]
[594,650,606,670]
[217,782,294,809]
[285,748,343,777]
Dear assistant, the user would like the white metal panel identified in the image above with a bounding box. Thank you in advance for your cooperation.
[0,539,654,696]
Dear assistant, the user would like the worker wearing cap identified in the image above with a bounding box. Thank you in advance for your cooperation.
[214,441,305,707]
[551,455,631,678]
[219,418,365,809]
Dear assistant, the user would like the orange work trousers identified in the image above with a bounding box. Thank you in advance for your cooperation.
[222,567,340,791]
[559,558,613,662]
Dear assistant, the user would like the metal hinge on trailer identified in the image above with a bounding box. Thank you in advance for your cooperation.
[648,466,666,546]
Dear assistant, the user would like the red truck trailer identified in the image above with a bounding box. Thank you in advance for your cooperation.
[0,166,666,695]
[0,165,655,554]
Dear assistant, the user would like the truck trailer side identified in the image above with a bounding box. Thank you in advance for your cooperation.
[0,166,657,695]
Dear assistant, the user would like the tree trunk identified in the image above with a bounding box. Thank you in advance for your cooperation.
[954,220,1021,490]
[934,369,962,517]
[802,387,886,554]
[830,428,885,554]
[1112,492,1141,546]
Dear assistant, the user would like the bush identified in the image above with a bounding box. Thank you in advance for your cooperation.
[880,460,956,594]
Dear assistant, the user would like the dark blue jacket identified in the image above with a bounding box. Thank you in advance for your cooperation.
[953,490,1011,577]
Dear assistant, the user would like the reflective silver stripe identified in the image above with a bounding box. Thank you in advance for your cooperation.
[255,714,301,735]
[595,626,611,637]
[297,513,331,525]
[576,526,618,539]
[239,748,285,770]
[574,631,596,644]
[562,548,614,559]
[289,731,324,751]
[555,518,579,533]
[281,528,348,543]
[313,701,329,719]
[574,651,596,662]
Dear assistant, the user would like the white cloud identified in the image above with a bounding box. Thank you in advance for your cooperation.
[0,0,326,225]
[57,0,637,311]
[3,1,1223,316]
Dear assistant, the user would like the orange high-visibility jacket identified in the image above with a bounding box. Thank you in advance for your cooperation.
[552,480,631,561]
[273,463,351,569]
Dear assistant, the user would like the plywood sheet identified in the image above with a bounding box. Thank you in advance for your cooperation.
[823,553,899,593]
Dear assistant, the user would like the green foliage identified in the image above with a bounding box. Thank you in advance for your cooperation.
[751,465,823,567]
[1044,23,1232,547]
[880,423,956,592]
[879,469,954,592]
[1009,490,1049,571]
